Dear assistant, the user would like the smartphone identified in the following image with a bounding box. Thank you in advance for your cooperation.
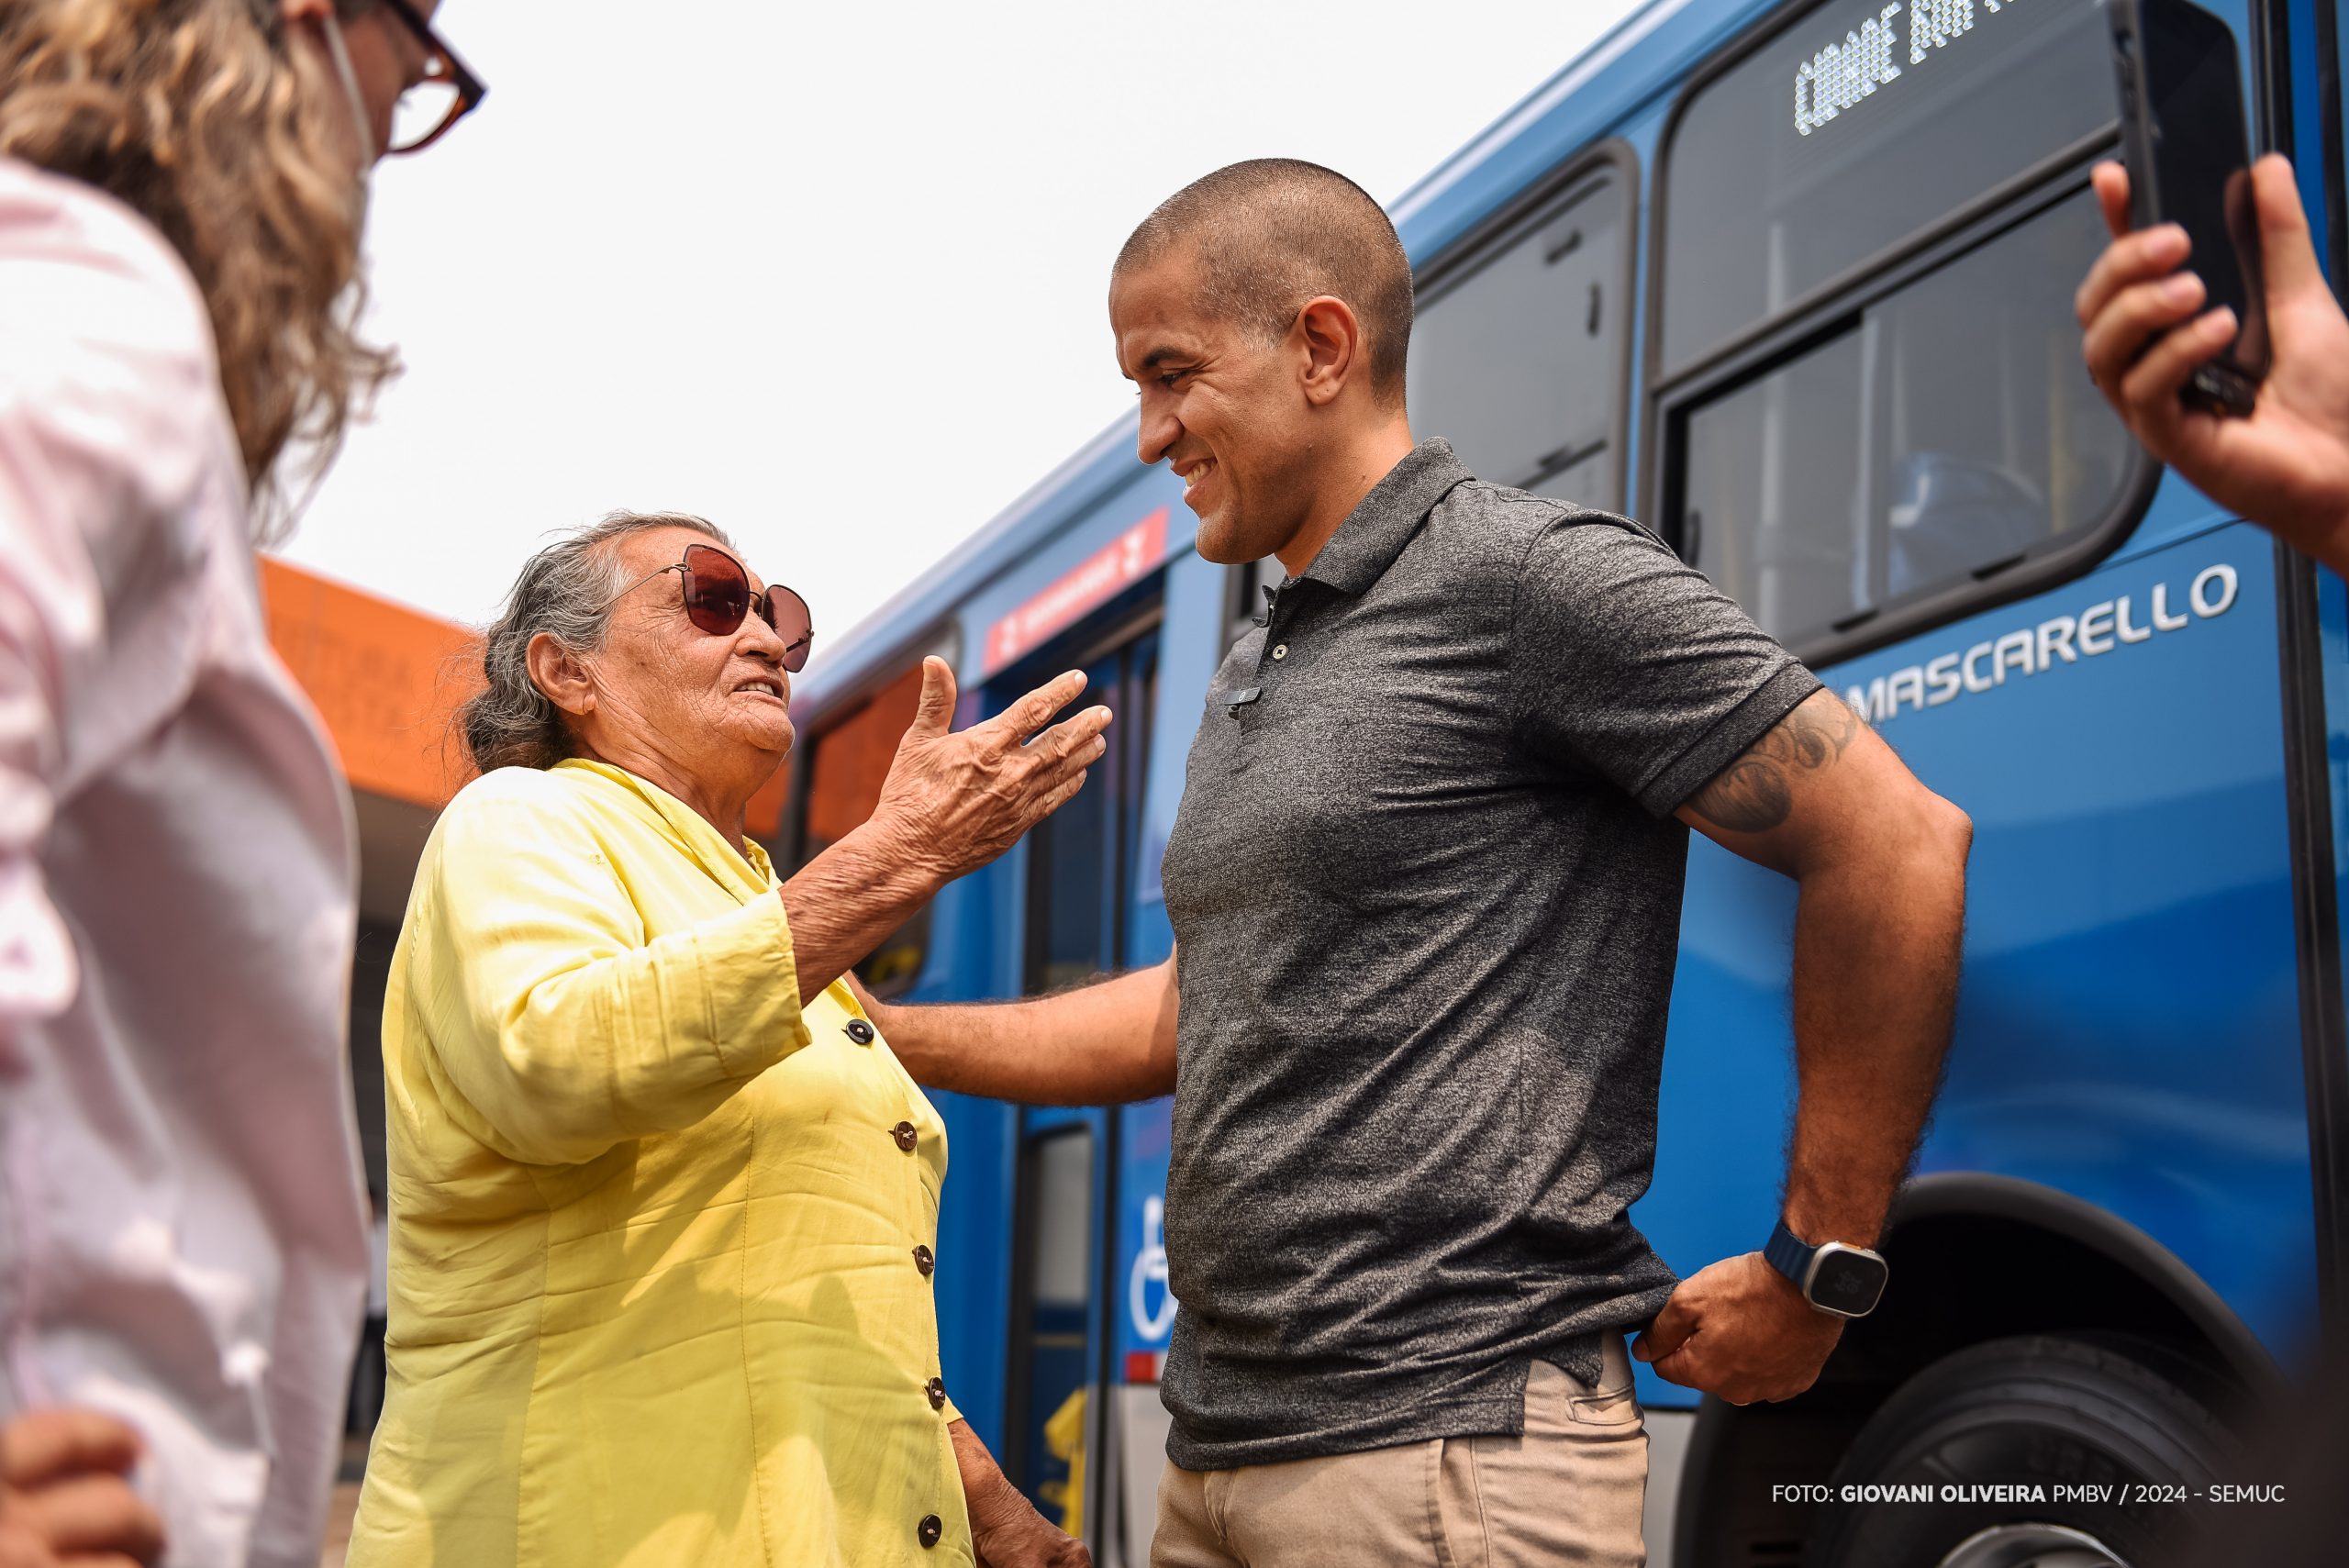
[2107,0,2271,417]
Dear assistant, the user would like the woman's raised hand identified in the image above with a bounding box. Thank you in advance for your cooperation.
[774,659,1108,1002]
[869,658,1111,884]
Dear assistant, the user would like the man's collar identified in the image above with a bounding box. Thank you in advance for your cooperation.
[1296,439,1471,596]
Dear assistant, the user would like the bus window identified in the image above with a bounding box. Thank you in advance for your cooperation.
[796,661,931,995]
[1021,632,1159,994]
[1004,625,1158,1545]
[1409,169,1627,507]
[1674,188,2133,651]
[1010,1127,1096,1532]
[1027,755,1113,993]
[1022,650,1117,995]
[1661,0,2114,373]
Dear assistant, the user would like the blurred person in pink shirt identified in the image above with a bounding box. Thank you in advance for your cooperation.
[0,3,483,1564]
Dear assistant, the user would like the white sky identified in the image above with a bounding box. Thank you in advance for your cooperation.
[279,0,1639,639]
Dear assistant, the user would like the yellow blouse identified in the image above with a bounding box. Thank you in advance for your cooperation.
[348,760,973,1568]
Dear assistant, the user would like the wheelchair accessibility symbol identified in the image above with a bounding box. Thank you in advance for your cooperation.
[1129,1195,1177,1341]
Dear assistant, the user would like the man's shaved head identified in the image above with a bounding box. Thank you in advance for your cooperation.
[1115,159,1413,400]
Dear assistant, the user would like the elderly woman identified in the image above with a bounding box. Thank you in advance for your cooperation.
[348,512,1106,1568]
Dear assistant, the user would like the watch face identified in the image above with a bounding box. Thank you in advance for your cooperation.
[1810,1248,1889,1317]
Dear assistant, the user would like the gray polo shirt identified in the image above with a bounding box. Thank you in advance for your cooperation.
[1156,439,1820,1470]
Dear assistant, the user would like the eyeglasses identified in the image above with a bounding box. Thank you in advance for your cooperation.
[601,543,815,672]
[377,0,488,156]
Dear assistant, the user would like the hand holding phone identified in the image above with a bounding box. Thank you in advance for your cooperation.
[2076,153,2349,573]
[2106,0,2269,415]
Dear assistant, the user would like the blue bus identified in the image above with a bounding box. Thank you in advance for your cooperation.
[780,0,2349,1561]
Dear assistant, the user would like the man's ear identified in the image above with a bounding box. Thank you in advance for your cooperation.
[1294,295,1364,407]
[526,632,596,719]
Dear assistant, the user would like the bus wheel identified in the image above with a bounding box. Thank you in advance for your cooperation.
[1804,1334,2236,1568]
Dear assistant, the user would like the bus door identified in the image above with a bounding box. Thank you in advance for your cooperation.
[1004,628,1159,1557]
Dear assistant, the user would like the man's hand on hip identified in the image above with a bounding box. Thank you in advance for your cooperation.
[1631,1251,1842,1406]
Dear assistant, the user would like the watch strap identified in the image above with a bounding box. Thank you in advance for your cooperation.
[1765,1216,1816,1294]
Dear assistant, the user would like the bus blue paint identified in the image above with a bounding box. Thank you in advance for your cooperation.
[1655,523,2312,1386]
[788,0,2347,1556]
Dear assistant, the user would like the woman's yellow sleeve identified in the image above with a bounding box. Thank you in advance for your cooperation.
[411,785,812,1166]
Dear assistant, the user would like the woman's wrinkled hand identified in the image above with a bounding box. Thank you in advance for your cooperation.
[972,1500,1093,1568]
[867,659,1110,885]
[951,1418,1092,1568]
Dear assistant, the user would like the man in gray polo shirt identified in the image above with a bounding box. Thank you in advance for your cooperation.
[871,160,1971,1567]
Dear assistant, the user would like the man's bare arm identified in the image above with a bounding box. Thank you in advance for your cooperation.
[857,954,1179,1106]
[1683,689,1969,1243]
[1638,689,1971,1404]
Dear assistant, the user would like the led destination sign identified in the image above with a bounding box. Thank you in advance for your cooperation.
[1662,0,2110,369]
[1797,0,2031,137]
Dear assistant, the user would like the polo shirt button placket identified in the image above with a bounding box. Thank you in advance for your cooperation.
[844,1018,874,1045]
[891,1120,918,1152]
[912,1243,935,1276]
[917,1514,943,1550]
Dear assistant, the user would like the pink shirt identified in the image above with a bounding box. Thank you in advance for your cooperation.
[0,160,370,1567]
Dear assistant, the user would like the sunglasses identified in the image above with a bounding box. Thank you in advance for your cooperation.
[601,544,814,672]
[378,0,489,156]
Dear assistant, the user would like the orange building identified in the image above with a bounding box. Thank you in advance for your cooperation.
[258,556,478,1432]
[260,558,475,921]
[259,559,476,1251]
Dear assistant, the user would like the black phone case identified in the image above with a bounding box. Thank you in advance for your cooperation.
[2107,0,2267,417]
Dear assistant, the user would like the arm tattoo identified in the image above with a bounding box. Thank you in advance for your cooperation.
[1687,694,1863,833]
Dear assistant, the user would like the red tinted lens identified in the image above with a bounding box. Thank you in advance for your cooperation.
[760,584,813,672]
[680,545,750,636]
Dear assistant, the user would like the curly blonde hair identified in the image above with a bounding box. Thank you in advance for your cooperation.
[0,0,396,539]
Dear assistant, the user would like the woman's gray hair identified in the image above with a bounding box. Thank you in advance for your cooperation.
[458,510,737,774]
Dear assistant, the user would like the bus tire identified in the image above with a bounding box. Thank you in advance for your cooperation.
[1804,1333,2236,1568]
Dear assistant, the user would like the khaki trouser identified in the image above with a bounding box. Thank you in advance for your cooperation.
[1152,1337,1647,1568]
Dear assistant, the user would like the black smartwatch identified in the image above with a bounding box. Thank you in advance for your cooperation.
[1765,1218,1888,1318]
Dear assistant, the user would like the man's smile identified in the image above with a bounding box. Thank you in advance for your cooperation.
[1174,457,1218,506]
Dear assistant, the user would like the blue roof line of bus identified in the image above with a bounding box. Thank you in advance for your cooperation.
[796,411,1149,697]
[801,0,1738,713]
[1386,0,1688,228]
